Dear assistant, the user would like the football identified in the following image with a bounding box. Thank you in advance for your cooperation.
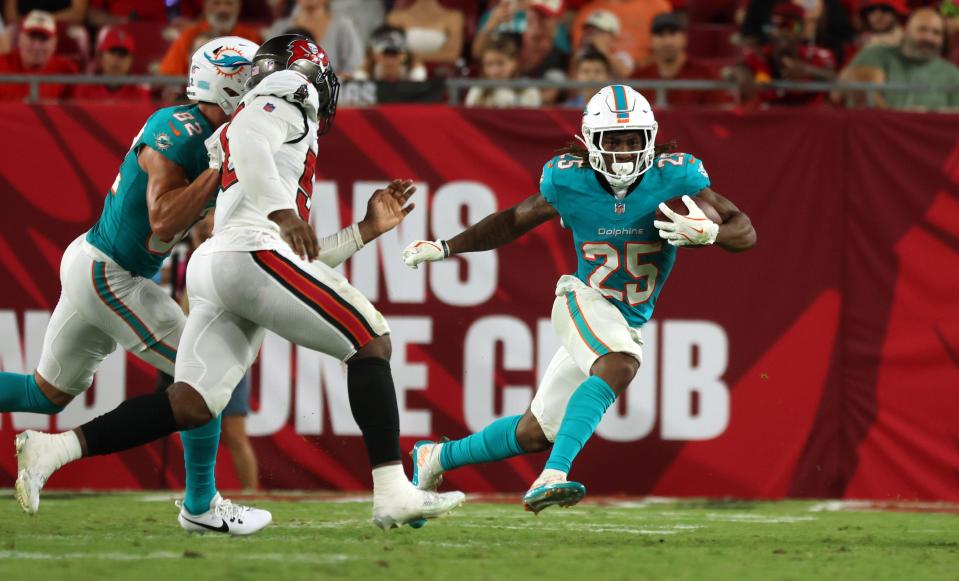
[656,196,723,224]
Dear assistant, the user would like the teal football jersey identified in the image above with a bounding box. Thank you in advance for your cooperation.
[539,152,711,327]
[86,104,213,278]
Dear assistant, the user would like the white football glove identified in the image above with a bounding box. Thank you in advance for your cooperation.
[205,124,227,171]
[653,195,720,247]
[402,240,449,269]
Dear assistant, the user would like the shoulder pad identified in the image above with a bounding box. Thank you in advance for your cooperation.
[245,70,319,117]
[142,105,206,154]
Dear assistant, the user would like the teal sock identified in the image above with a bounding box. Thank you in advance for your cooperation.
[0,372,64,414]
[440,414,523,471]
[544,376,617,474]
[181,414,222,515]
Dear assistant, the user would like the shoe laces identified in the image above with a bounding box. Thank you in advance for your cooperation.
[213,498,248,524]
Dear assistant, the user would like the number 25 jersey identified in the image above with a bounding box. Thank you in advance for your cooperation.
[539,152,711,327]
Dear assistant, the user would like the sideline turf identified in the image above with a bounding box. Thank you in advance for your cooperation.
[0,493,955,580]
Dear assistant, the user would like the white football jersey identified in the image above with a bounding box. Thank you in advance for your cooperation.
[210,70,320,252]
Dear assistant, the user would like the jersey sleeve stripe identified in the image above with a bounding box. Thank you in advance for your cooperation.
[565,291,612,357]
[90,262,177,363]
[251,250,377,349]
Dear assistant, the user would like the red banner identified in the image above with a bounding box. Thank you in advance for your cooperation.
[1,104,958,499]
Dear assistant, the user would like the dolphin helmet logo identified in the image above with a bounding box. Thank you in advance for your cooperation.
[204,46,252,78]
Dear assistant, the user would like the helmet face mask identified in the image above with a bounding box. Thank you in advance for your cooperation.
[249,34,340,134]
[577,85,658,190]
[186,36,258,116]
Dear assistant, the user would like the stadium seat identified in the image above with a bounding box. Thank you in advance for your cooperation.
[686,0,739,24]
[124,22,178,74]
[686,24,739,60]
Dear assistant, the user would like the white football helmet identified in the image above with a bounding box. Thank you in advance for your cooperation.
[187,36,259,115]
[576,84,658,190]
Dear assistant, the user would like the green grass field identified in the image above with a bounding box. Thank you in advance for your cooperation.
[0,492,956,580]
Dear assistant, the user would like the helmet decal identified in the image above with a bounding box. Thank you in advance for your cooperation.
[287,38,329,70]
[611,84,631,124]
[204,45,253,78]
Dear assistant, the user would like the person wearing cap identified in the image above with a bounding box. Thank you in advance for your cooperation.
[355,25,427,82]
[572,0,672,67]
[730,1,835,107]
[386,0,464,66]
[857,0,908,49]
[158,0,261,76]
[839,7,959,110]
[0,10,79,101]
[73,25,150,101]
[472,0,567,66]
[633,12,727,107]
[580,9,634,77]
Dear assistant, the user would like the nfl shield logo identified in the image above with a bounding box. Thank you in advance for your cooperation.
[614,202,626,214]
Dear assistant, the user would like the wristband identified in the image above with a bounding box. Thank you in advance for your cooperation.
[440,240,450,258]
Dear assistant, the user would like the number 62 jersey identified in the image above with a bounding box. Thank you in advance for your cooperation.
[538,152,711,327]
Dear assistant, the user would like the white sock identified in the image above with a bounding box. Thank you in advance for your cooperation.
[372,464,411,501]
[50,431,82,470]
[536,468,568,485]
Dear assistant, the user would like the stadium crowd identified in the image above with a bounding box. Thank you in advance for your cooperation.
[1,0,958,109]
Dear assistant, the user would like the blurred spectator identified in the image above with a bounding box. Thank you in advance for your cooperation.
[386,0,463,65]
[0,14,9,53]
[73,26,150,101]
[473,0,568,66]
[730,2,835,106]
[572,0,672,68]
[633,12,727,107]
[0,10,79,101]
[517,0,568,77]
[563,49,611,107]
[839,7,959,110]
[856,0,907,48]
[355,25,427,81]
[331,0,385,46]
[465,36,541,107]
[88,0,202,26]
[579,9,633,77]
[265,0,363,79]
[4,0,87,24]
[158,0,261,76]
[741,0,855,63]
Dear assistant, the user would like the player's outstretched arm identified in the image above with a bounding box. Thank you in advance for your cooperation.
[697,188,757,252]
[403,193,557,268]
[310,180,417,268]
[142,148,220,241]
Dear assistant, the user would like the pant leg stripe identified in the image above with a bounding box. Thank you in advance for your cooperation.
[91,261,176,363]
[565,291,612,357]
[251,251,373,349]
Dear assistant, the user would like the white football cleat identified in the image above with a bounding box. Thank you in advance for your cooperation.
[410,439,446,491]
[15,430,70,515]
[372,486,465,530]
[177,493,272,536]
[522,469,586,514]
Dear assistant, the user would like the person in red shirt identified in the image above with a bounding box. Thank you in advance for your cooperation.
[731,1,836,107]
[633,12,729,107]
[0,10,78,101]
[73,26,151,102]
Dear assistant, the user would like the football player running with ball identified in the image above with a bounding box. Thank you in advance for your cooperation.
[4,37,276,533]
[403,85,757,514]
[15,34,465,530]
